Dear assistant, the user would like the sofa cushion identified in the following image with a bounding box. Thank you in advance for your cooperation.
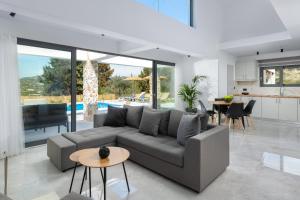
[103,106,127,127]
[118,132,184,167]
[124,105,144,128]
[144,107,170,135]
[63,126,137,149]
[177,114,200,146]
[139,109,162,136]
[168,109,185,138]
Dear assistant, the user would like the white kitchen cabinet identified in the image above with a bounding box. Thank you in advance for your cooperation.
[278,98,298,121]
[298,99,300,122]
[235,60,257,81]
[261,98,279,119]
[251,97,262,118]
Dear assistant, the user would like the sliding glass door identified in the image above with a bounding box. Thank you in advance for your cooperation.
[156,62,175,109]
[18,43,73,147]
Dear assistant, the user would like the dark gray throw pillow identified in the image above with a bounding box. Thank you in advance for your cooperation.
[139,109,162,136]
[177,114,200,146]
[143,107,170,135]
[124,105,144,128]
[103,106,127,127]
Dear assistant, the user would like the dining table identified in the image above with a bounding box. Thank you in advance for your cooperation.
[209,100,244,126]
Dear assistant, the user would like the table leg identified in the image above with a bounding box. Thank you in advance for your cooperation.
[122,162,130,192]
[80,167,87,194]
[100,168,104,182]
[69,162,77,193]
[104,167,107,200]
[89,167,91,197]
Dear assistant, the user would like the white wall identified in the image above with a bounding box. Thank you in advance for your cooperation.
[0,0,222,57]
[235,50,300,96]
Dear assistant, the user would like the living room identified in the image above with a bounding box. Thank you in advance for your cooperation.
[1,0,300,200]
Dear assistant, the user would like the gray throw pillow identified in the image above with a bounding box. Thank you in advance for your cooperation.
[143,107,170,135]
[103,106,127,127]
[168,109,185,138]
[124,105,144,128]
[177,114,200,146]
[139,109,162,136]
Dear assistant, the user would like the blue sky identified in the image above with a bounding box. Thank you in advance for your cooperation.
[135,0,190,25]
[18,55,144,78]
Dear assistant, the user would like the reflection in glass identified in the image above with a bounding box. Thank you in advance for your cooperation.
[262,68,280,85]
[18,45,71,146]
[283,67,300,85]
[157,64,175,109]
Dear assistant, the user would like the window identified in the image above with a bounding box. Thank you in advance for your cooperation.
[157,63,175,109]
[260,66,300,87]
[135,0,192,26]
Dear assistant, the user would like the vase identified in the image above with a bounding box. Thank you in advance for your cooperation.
[99,146,110,159]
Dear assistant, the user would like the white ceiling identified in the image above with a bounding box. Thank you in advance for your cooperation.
[219,0,300,57]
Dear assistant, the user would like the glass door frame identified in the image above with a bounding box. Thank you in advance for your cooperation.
[18,38,176,138]
[152,61,176,109]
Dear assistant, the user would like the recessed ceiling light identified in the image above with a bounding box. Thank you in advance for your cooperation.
[101,34,105,37]
[187,55,191,58]
[156,47,160,50]
[9,12,16,18]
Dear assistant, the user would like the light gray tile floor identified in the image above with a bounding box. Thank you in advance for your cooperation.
[1,119,300,200]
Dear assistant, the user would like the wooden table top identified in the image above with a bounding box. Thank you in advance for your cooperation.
[209,101,243,105]
[69,148,98,163]
[78,147,130,168]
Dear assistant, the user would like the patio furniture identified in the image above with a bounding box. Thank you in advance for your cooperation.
[23,103,69,133]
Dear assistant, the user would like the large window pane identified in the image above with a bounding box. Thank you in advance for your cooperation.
[157,64,175,109]
[134,0,191,26]
[261,67,281,86]
[283,66,300,85]
[76,50,153,131]
[18,45,71,147]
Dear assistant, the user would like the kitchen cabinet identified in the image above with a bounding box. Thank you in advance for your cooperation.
[251,97,262,118]
[298,99,300,122]
[278,98,298,121]
[235,60,257,81]
[261,98,278,119]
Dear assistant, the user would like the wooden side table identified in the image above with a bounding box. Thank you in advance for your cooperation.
[69,148,99,194]
[78,147,130,200]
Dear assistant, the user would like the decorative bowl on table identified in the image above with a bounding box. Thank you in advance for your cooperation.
[224,95,234,103]
[99,146,110,159]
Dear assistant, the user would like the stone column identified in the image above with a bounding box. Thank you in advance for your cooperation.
[83,57,98,121]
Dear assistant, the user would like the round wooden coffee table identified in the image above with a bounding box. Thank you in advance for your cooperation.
[78,147,130,200]
[68,148,99,194]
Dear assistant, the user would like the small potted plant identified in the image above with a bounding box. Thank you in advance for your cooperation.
[178,75,206,113]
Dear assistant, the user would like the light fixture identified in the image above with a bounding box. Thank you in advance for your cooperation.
[281,49,284,53]
[9,12,16,18]
[101,34,105,37]
[156,47,160,50]
[187,55,191,58]
[256,51,259,55]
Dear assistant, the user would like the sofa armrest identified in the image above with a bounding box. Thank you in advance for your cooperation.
[94,113,107,128]
[184,125,229,192]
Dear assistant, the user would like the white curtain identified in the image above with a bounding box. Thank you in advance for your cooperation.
[0,33,24,159]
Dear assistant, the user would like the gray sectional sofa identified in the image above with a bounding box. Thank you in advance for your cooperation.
[47,108,229,192]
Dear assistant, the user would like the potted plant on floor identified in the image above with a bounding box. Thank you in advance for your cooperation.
[178,75,206,113]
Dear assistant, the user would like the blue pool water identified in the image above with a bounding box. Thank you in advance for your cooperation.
[67,102,121,111]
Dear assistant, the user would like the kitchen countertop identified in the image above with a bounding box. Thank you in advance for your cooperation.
[233,94,300,99]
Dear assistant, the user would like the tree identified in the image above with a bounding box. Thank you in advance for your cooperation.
[39,58,71,96]
[98,63,114,94]
[76,61,84,95]
[110,76,131,97]
[138,68,151,93]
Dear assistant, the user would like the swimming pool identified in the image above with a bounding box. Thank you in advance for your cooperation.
[67,102,122,111]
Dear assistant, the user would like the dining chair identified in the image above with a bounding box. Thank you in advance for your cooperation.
[198,100,216,123]
[226,103,245,130]
[243,100,256,128]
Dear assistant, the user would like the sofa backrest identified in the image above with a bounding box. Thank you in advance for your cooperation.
[167,109,185,138]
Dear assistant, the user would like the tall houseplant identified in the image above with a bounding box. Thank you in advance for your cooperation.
[178,75,206,113]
